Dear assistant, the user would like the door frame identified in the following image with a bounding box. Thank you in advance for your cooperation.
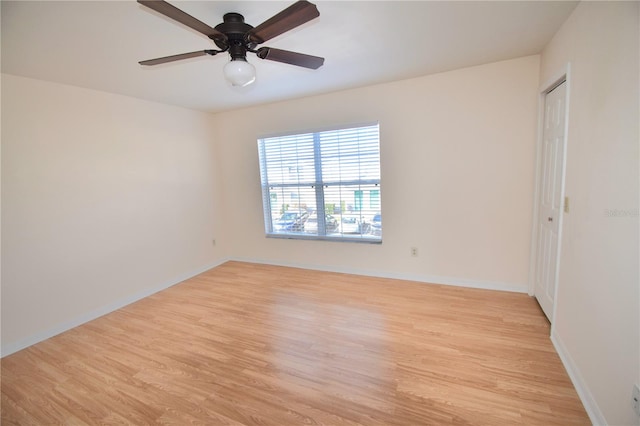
[528,63,572,325]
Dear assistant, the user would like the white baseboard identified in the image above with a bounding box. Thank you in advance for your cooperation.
[229,257,528,293]
[1,259,227,358]
[551,328,606,425]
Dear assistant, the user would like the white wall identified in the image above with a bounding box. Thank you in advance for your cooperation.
[214,56,540,291]
[539,2,639,425]
[1,74,225,355]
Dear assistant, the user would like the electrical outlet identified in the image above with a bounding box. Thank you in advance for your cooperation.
[411,247,418,257]
[633,383,640,416]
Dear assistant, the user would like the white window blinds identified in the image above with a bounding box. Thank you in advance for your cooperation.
[258,123,382,242]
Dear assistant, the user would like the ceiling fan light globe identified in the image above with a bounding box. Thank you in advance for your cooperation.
[224,59,256,87]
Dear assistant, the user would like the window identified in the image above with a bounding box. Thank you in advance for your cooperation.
[370,190,380,210]
[258,123,382,242]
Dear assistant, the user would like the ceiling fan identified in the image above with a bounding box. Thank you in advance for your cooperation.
[137,0,324,87]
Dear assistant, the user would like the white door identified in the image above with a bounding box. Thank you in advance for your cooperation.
[534,80,567,322]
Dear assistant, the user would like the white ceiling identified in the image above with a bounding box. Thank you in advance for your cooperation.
[1,1,578,113]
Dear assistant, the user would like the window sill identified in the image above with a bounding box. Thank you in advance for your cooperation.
[266,233,382,244]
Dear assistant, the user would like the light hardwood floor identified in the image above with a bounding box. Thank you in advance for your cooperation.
[2,261,589,425]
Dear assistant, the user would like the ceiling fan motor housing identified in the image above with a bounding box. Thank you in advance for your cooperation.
[214,13,256,59]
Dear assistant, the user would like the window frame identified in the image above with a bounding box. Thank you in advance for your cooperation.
[257,122,382,244]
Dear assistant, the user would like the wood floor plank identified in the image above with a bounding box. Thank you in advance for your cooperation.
[1,261,589,424]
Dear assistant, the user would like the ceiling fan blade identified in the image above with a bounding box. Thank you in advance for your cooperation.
[139,50,217,66]
[247,0,319,44]
[256,47,324,69]
[137,0,227,42]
